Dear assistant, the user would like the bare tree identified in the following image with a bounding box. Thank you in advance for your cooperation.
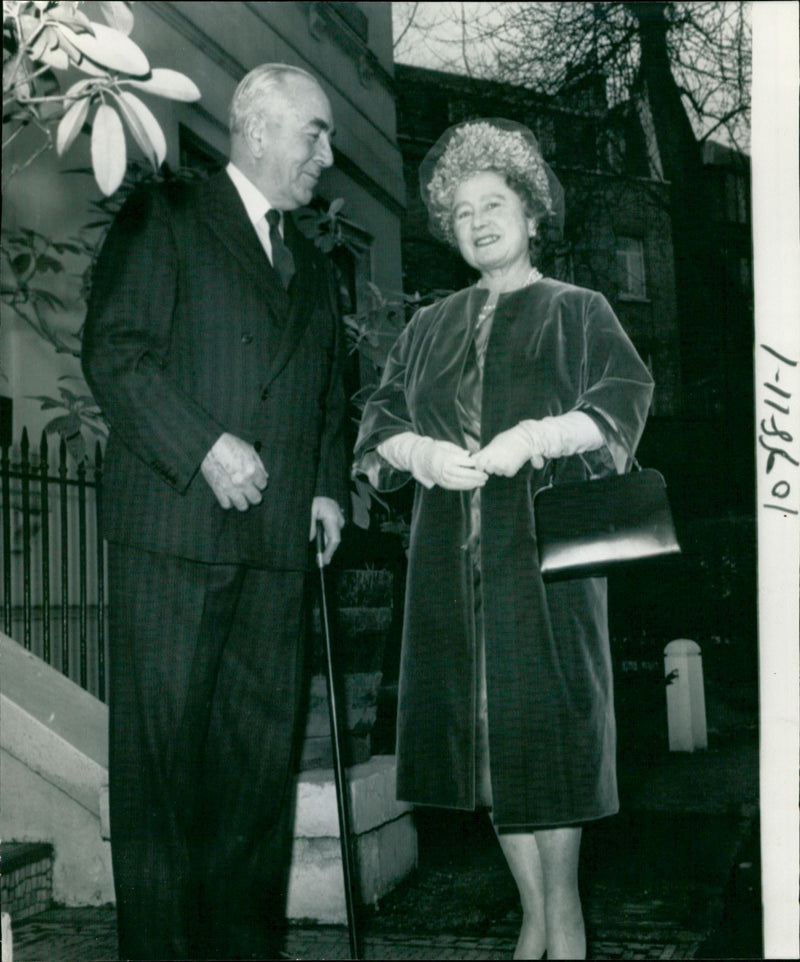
[395,2,753,416]
[393,2,750,151]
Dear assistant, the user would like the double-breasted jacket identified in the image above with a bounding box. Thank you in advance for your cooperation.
[83,171,348,570]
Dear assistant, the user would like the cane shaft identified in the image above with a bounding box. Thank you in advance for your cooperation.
[317,524,362,958]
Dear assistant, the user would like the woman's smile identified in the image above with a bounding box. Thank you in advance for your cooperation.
[452,171,534,279]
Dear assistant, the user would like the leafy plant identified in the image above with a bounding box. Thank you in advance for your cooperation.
[3,0,201,195]
[1,161,208,459]
[28,377,105,463]
[340,276,451,538]
[294,196,347,253]
[1,224,91,356]
[304,197,455,540]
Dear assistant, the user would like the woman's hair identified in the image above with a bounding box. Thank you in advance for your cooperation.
[421,120,563,247]
[229,63,318,135]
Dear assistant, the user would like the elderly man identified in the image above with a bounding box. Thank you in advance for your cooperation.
[82,63,348,960]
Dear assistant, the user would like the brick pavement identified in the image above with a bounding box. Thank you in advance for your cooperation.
[9,734,759,961]
[6,892,723,961]
[9,909,710,961]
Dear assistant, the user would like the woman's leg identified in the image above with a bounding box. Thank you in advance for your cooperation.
[496,826,585,960]
[535,826,585,959]
[495,830,547,959]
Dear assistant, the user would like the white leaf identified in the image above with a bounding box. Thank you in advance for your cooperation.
[30,25,74,71]
[98,1,135,36]
[56,95,91,155]
[71,57,109,79]
[46,6,93,31]
[57,21,149,76]
[126,68,201,103]
[18,14,41,42]
[64,78,96,99]
[107,90,154,167]
[38,41,71,72]
[91,103,127,196]
[113,90,166,169]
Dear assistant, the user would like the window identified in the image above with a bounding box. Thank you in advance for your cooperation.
[555,114,599,169]
[724,170,749,225]
[616,236,647,300]
[707,167,750,225]
[179,125,225,174]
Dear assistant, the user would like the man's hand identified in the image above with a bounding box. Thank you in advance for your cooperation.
[201,433,268,510]
[310,496,346,566]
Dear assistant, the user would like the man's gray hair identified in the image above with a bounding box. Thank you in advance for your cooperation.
[229,63,317,135]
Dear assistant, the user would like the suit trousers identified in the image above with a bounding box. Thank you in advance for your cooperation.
[107,544,310,961]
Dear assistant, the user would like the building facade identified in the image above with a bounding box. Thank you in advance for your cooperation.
[394,63,682,419]
[394,63,755,517]
[1,1,405,439]
[0,0,406,696]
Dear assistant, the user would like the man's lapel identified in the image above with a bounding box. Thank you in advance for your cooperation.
[201,172,290,315]
[202,174,324,389]
[260,213,322,389]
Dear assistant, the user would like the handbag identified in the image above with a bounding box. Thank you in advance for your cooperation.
[533,461,681,581]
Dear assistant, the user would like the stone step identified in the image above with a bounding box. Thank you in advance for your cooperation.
[0,842,54,923]
[287,754,418,924]
[98,757,418,926]
[300,671,382,769]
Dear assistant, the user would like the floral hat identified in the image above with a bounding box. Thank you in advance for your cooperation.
[419,117,565,246]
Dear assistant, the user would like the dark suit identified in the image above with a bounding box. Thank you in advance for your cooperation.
[82,170,348,960]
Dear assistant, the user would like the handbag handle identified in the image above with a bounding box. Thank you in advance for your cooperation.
[538,453,642,489]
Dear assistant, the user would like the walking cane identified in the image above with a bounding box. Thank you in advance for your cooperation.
[316,522,362,959]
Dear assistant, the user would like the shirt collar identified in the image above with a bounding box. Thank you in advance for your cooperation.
[226,162,279,229]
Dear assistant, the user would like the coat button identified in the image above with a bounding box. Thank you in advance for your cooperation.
[241,333,254,344]
[261,388,269,400]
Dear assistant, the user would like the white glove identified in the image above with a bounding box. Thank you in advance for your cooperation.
[472,411,605,477]
[377,432,488,490]
[309,496,346,566]
[201,432,268,510]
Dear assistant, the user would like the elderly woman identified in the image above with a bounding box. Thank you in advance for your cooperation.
[353,119,654,959]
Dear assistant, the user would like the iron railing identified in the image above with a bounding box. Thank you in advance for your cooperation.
[1,428,107,702]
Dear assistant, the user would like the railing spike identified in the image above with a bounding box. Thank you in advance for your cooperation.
[3,424,107,699]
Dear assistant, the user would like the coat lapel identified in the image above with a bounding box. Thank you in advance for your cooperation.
[201,173,323,390]
[201,172,290,317]
[260,213,323,389]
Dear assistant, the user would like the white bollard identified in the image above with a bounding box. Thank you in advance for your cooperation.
[664,639,708,751]
[2,912,12,962]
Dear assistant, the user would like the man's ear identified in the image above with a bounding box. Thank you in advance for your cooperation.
[243,113,267,158]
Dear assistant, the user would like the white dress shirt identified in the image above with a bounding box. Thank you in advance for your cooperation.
[226,162,282,264]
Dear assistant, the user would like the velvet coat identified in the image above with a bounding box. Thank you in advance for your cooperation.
[353,278,654,828]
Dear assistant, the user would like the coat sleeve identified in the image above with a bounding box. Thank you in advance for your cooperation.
[352,314,420,492]
[574,290,654,473]
[313,258,351,515]
[81,186,223,493]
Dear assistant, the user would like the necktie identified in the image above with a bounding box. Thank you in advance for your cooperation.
[265,209,295,290]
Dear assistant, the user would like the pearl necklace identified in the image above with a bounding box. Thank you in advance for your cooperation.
[478,264,543,296]
[525,265,543,287]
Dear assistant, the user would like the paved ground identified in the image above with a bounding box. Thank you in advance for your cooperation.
[10,686,761,961]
